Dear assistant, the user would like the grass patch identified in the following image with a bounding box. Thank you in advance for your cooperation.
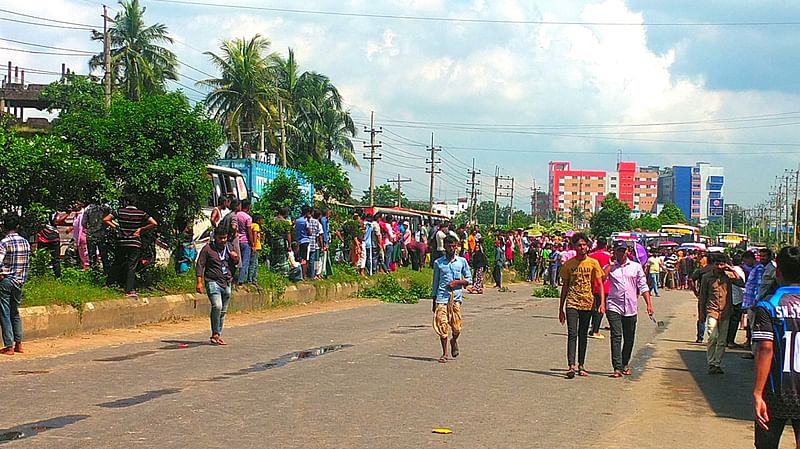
[532,284,560,298]
[24,271,122,309]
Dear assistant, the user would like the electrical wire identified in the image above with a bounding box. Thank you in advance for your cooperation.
[0,36,95,54]
[0,46,92,56]
[0,16,95,31]
[146,0,800,28]
[0,7,100,28]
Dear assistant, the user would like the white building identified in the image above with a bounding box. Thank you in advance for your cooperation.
[432,198,469,218]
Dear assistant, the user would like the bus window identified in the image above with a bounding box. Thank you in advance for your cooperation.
[210,173,222,206]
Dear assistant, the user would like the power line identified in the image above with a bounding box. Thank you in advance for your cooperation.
[0,16,95,31]
[0,7,100,28]
[0,46,92,56]
[0,36,95,54]
[146,0,800,28]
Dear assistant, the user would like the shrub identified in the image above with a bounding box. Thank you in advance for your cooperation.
[532,284,560,298]
[360,275,419,304]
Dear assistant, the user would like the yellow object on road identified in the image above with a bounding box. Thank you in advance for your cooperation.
[432,428,453,434]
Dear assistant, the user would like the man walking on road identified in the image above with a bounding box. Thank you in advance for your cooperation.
[699,253,746,374]
[0,215,30,355]
[601,242,653,377]
[752,246,800,449]
[431,235,472,363]
[559,233,604,378]
[196,226,239,346]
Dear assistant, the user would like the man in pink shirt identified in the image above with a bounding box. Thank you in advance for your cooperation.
[589,237,612,339]
[600,241,654,377]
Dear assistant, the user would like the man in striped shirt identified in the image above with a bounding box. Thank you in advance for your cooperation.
[103,195,158,297]
[0,215,30,355]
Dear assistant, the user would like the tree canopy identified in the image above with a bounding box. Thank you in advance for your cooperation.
[361,184,407,207]
[298,160,352,204]
[631,213,662,231]
[590,193,632,238]
[658,203,687,225]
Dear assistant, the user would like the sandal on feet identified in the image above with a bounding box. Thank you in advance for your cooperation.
[565,368,576,379]
[622,367,632,376]
[450,341,459,358]
[578,367,589,377]
[610,371,623,378]
[438,356,447,364]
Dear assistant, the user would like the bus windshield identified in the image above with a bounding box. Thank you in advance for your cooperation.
[659,225,699,245]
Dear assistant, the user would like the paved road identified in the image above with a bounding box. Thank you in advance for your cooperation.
[0,285,760,448]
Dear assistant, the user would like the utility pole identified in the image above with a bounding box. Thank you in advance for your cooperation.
[387,174,411,207]
[102,5,111,110]
[466,159,481,224]
[530,178,540,225]
[426,132,442,212]
[794,165,799,246]
[508,177,515,226]
[494,167,512,227]
[274,78,287,167]
[362,111,382,206]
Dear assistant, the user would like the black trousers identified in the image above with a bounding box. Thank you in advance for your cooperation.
[492,264,503,288]
[42,241,61,278]
[727,303,743,345]
[566,308,592,366]
[87,236,109,273]
[590,293,604,334]
[755,416,800,449]
[607,311,638,371]
[116,246,140,293]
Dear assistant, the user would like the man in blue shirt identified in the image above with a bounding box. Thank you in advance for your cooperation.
[432,235,472,363]
[753,246,800,449]
[294,206,311,269]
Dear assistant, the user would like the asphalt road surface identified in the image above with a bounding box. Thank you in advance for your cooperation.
[0,285,762,448]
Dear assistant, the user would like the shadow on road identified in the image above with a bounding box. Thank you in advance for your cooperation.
[505,368,566,378]
[678,348,753,421]
[388,354,440,363]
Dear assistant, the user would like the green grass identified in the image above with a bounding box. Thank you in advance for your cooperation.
[24,275,123,309]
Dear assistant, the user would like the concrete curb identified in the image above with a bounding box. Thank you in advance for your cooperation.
[20,280,370,341]
[19,268,522,341]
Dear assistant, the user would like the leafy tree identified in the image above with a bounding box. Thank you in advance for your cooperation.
[473,200,511,226]
[631,213,661,231]
[406,200,431,212]
[39,74,105,115]
[361,184,407,207]
[701,220,723,239]
[55,92,223,237]
[0,120,111,236]
[90,0,178,101]
[590,193,632,238]
[200,34,277,157]
[252,171,306,218]
[511,210,533,229]
[658,203,686,225]
[297,160,352,204]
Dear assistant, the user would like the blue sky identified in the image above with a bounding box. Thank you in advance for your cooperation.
[3,0,799,210]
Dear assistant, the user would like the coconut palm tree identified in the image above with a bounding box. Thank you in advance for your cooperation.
[273,49,357,167]
[89,0,178,101]
[199,34,279,157]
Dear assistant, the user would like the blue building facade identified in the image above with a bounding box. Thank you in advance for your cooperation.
[215,158,315,205]
[672,166,693,222]
[659,162,724,224]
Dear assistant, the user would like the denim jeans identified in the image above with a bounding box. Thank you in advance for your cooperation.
[383,243,393,272]
[754,416,800,449]
[365,246,379,276]
[247,249,259,284]
[607,311,637,371]
[566,308,592,366]
[697,319,706,342]
[649,273,660,296]
[308,249,320,279]
[528,263,537,281]
[0,277,23,348]
[238,241,251,285]
[206,280,231,336]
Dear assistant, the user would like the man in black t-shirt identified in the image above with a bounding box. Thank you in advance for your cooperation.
[753,246,800,448]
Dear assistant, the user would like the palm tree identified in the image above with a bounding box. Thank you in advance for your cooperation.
[273,49,357,167]
[90,0,178,100]
[199,35,278,157]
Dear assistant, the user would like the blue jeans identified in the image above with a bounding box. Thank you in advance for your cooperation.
[384,243,393,271]
[528,263,537,281]
[365,246,378,276]
[308,249,319,278]
[0,277,23,347]
[238,241,251,285]
[206,280,231,336]
[649,273,660,296]
[247,249,259,284]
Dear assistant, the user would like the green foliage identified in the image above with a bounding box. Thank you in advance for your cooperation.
[701,220,724,239]
[631,213,662,231]
[39,74,105,115]
[362,183,406,207]
[360,275,419,304]
[532,284,560,298]
[252,171,307,217]
[0,127,112,236]
[511,210,533,229]
[55,92,223,239]
[658,203,687,225]
[340,218,363,243]
[29,249,53,278]
[590,193,632,238]
[298,159,352,203]
[24,274,123,309]
[474,200,512,225]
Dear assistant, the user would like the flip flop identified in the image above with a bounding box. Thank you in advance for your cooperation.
[622,367,632,376]
[438,356,447,364]
[565,368,576,379]
[609,371,623,378]
[578,367,589,377]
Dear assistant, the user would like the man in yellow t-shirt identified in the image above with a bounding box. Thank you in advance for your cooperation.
[247,215,263,285]
[559,232,604,379]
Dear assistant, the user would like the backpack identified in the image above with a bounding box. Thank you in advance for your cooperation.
[83,204,107,238]
[218,211,237,240]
